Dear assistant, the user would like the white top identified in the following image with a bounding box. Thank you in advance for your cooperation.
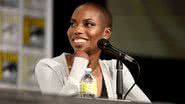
[35,52,151,103]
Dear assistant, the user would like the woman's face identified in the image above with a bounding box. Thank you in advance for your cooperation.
[67,4,111,55]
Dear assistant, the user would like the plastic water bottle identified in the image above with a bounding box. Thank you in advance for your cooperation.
[80,68,97,98]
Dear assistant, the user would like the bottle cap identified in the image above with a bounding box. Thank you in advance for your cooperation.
[86,68,92,72]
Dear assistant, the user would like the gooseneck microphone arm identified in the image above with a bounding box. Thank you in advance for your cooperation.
[97,38,141,100]
[97,39,136,64]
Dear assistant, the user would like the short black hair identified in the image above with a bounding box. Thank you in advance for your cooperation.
[75,1,112,28]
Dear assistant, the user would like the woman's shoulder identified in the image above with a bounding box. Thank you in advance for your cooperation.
[100,59,117,72]
[100,58,117,66]
[100,58,129,72]
[36,52,68,69]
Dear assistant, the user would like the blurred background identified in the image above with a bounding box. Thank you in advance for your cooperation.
[0,0,185,103]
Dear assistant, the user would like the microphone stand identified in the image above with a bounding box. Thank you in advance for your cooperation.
[116,53,124,99]
[115,53,141,100]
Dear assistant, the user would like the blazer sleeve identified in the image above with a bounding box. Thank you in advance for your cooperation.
[35,57,89,96]
[122,62,151,103]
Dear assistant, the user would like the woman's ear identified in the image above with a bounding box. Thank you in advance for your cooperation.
[103,27,112,40]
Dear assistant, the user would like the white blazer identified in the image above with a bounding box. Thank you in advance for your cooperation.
[35,52,151,103]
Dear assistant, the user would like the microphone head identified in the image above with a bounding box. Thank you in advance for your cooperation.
[97,38,111,49]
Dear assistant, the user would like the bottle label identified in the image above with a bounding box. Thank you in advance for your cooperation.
[80,81,97,97]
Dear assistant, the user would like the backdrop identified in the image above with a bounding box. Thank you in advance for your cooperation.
[53,0,185,103]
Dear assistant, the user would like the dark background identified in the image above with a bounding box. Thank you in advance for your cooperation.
[53,0,185,103]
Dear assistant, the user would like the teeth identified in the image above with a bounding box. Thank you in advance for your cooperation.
[74,39,87,43]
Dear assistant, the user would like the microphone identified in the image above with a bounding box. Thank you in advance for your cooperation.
[97,38,136,63]
[98,38,141,100]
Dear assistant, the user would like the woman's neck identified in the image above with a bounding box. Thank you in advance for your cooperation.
[88,53,100,71]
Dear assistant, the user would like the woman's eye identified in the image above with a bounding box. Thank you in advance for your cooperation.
[70,22,76,27]
[85,22,95,27]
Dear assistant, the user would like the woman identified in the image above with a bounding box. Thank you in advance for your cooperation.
[35,2,151,103]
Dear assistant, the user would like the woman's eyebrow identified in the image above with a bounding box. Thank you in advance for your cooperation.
[83,18,95,22]
[70,18,76,22]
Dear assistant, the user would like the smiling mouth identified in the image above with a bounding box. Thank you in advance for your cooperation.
[74,39,87,43]
[72,39,88,46]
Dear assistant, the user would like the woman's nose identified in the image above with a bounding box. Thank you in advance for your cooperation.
[74,25,84,35]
